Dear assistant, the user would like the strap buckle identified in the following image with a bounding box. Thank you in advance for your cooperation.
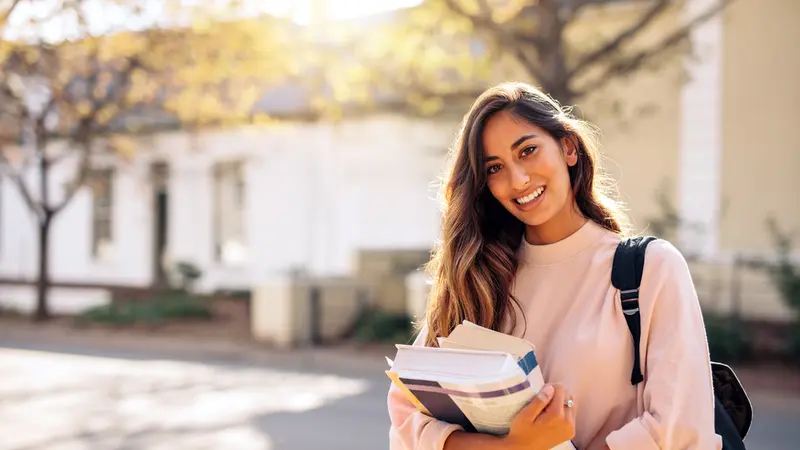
[620,288,639,315]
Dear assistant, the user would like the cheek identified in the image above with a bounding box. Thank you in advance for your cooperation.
[486,176,513,203]
[538,156,570,189]
[486,179,504,202]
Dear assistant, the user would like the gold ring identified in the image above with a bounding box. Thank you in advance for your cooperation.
[565,399,574,408]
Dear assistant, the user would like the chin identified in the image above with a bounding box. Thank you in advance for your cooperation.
[519,214,552,228]
[510,207,554,228]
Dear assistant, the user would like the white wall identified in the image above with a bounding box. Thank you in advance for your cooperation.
[0,143,153,287]
[0,113,458,294]
[0,173,38,279]
[310,115,454,276]
[160,126,320,292]
[678,0,723,257]
[164,115,455,290]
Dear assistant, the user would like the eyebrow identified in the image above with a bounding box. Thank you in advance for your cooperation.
[511,134,538,150]
[484,134,539,163]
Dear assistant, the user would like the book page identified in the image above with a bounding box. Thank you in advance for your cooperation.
[437,339,483,351]
[404,371,528,434]
[438,373,574,450]
[445,379,535,435]
[393,344,514,376]
[448,321,535,359]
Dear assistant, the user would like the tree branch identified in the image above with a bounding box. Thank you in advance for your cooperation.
[40,95,59,121]
[50,43,147,215]
[566,0,605,18]
[51,148,89,215]
[440,0,548,83]
[568,0,671,80]
[0,0,23,28]
[574,0,733,98]
[0,151,43,221]
[0,75,28,119]
[441,0,547,47]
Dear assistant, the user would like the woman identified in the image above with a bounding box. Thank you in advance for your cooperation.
[387,82,721,450]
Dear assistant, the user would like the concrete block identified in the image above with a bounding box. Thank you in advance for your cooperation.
[405,271,430,322]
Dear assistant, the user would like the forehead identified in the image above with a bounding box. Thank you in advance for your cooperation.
[482,110,546,156]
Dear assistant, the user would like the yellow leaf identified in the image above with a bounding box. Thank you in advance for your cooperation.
[75,100,93,117]
[109,135,136,159]
[96,105,119,125]
[24,47,39,64]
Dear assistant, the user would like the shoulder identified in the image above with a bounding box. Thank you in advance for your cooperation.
[643,238,691,274]
[639,238,699,305]
[610,235,691,283]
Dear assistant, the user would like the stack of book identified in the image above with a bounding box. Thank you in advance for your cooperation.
[386,320,575,450]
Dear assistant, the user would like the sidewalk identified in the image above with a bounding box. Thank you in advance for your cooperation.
[0,317,394,377]
[1,316,798,397]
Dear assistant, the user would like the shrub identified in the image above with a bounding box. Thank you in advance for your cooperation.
[76,292,212,326]
[352,309,414,344]
[785,325,800,364]
[763,218,800,363]
[704,312,752,364]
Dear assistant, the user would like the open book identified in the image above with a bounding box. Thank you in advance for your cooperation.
[386,320,576,450]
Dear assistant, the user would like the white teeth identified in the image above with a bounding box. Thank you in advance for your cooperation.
[516,186,545,205]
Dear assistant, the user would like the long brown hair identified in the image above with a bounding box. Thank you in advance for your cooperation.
[422,82,631,346]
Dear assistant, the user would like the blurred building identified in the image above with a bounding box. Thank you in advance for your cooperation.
[0,0,797,325]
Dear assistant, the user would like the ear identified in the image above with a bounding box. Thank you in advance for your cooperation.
[561,137,579,167]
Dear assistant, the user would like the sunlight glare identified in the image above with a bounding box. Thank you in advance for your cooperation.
[265,0,423,24]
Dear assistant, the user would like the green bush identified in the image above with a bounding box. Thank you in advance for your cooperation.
[785,323,800,364]
[79,303,138,325]
[76,292,212,326]
[704,312,752,364]
[352,309,414,344]
[764,218,800,360]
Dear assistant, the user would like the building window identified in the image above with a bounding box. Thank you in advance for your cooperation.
[212,160,247,265]
[89,168,114,260]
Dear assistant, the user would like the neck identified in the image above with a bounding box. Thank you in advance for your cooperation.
[525,200,588,245]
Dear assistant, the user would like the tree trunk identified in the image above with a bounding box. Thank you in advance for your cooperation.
[33,122,52,322]
[34,213,52,321]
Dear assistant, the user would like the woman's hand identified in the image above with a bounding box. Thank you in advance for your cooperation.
[501,383,576,450]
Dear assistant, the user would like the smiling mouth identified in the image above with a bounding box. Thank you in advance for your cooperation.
[514,186,545,205]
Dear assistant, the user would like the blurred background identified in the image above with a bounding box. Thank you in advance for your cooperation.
[0,0,797,449]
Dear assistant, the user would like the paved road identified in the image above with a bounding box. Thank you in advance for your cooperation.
[0,339,798,450]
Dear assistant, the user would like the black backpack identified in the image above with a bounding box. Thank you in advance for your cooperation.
[611,236,753,450]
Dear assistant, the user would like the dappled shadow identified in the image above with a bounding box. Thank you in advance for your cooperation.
[12,421,274,450]
[251,381,390,450]
[0,347,377,450]
[0,331,390,380]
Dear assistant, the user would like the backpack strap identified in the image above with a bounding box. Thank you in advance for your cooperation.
[611,236,657,386]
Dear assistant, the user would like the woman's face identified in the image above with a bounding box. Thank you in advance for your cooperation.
[481,110,578,234]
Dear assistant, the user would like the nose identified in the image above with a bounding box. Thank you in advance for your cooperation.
[510,162,530,191]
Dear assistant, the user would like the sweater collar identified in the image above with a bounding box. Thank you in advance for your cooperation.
[520,220,608,266]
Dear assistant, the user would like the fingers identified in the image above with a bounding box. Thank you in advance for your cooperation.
[544,383,566,420]
[517,384,555,422]
[564,393,576,425]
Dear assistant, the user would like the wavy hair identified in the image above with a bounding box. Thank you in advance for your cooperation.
[422,82,631,346]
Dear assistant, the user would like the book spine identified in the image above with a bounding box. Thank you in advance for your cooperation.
[518,350,538,375]
[386,371,431,416]
[399,377,477,433]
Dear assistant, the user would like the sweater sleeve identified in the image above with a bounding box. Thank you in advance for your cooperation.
[388,325,464,450]
[605,240,722,450]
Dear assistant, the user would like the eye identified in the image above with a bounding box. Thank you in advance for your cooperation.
[521,146,537,157]
[487,163,502,175]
